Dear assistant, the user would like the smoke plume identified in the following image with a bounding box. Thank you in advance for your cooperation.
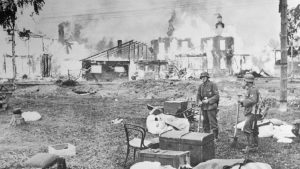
[167,10,176,37]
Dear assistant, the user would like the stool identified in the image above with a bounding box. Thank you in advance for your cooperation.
[24,153,67,169]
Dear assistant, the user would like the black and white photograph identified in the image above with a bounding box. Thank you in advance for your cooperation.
[0,0,300,168]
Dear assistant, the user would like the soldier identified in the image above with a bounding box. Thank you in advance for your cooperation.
[196,72,220,140]
[238,73,260,153]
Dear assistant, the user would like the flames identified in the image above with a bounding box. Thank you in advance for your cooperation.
[158,9,280,76]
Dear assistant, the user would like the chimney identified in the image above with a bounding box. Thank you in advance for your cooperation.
[58,23,64,44]
[117,40,122,47]
[117,40,122,57]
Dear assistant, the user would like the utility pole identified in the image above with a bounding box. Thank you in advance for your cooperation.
[291,43,294,81]
[11,21,17,79]
[279,0,288,112]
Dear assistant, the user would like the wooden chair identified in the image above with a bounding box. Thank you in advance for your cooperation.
[123,123,158,166]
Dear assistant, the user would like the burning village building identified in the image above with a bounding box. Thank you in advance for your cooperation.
[0,20,90,80]
[80,12,237,81]
[80,40,157,81]
[148,13,235,78]
[0,34,53,79]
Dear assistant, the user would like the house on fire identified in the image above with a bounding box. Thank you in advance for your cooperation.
[150,37,208,78]
[0,53,52,79]
[81,40,164,81]
[201,36,234,75]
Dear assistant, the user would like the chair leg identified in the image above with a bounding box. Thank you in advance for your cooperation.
[124,146,130,167]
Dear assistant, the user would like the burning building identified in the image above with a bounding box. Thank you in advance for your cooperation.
[201,36,234,75]
[152,37,205,61]
[81,40,154,81]
[148,35,235,77]
[146,12,235,78]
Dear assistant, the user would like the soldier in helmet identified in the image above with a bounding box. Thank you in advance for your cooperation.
[196,72,220,140]
[238,73,260,152]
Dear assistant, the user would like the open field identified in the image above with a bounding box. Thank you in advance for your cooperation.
[0,78,300,169]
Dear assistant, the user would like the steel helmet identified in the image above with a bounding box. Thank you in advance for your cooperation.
[244,73,255,82]
[200,72,210,79]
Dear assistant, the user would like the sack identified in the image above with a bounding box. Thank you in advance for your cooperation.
[273,125,296,139]
[258,123,274,138]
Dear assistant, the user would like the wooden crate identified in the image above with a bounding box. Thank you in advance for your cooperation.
[137,149,190,169]
[164,100,188,115]
[159,130,215,166]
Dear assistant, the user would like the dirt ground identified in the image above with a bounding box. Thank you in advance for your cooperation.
[0,77,300,169]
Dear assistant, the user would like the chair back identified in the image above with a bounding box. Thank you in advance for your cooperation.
[124,123,147,148]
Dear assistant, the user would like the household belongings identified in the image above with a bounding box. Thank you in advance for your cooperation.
[235,118,297,143]
[147,105,190,135]
[159,130,215,166]
[130,161,176,169]
[164,101,188,116]
[22,111,42,122]
[193,159,272,169]
[137,149,190,169]
[24,153,67,169]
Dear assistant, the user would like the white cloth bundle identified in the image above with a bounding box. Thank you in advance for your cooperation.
[22,111,42,122]
[146,113,190,135]
[130,161,175,169]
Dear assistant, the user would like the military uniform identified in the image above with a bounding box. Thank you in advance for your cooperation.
[197,79,220,138]
[240,74,260,151]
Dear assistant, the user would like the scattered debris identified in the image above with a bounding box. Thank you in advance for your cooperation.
[48,143,76,156]
[55,79,63,85]
[235,69,271,78]
[22,74,28,79]
[72,85,100,95]
[289,99,300,109]
[10,108,26,126]
[111,118,123,124]
[61,79,78,86]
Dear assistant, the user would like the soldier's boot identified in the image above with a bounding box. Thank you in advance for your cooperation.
[242,133,256,153]
[203,125,210,133]
[253,134,259,147]
[251,134,259,152]
[213,129,219,142]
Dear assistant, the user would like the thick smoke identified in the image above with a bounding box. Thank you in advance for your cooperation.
[96,37,114,52]
[1,0,299,78]
[167,10,176,37]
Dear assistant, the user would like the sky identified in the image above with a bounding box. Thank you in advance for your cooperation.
[0,0,300,76]
[25,0,300,51]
